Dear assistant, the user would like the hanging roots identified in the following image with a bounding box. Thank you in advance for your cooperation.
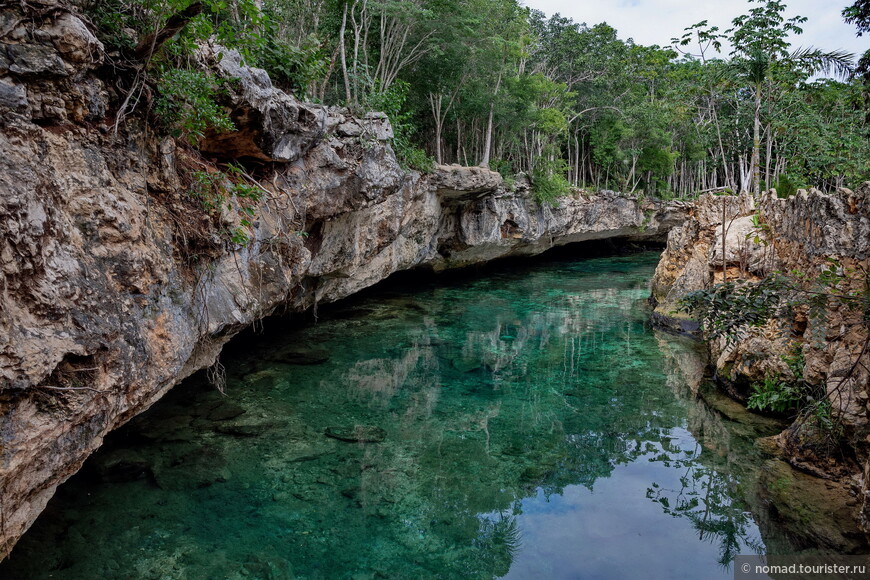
[206,358,227,395]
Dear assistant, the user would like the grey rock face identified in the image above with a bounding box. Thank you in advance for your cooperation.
[5,44,68,76]
[0,78,27,113]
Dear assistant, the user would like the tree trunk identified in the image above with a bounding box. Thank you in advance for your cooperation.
[339,2,351,104]
[752,83,762,196]
[133,2,203,60]
[480,71,502,168]
[429,93,443,164]
[765,123,773,192]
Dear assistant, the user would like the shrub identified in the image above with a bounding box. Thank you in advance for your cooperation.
[773,173,806,198]
[362,80,434,172]
[255,32,327,98]
[531,156,570,205]
[747,372,806,414]
[155,69,235,144]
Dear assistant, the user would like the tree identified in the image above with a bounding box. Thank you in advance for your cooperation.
[726,0,853,195]
[843,0,870,121]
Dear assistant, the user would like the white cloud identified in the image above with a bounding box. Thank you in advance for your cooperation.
[522,0,866,63]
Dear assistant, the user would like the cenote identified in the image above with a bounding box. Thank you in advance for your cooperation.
[3,250,823,579]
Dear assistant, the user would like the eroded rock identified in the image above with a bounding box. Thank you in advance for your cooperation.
[650,186,870,536]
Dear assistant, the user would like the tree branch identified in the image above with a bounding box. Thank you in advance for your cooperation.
[133,2,204,61]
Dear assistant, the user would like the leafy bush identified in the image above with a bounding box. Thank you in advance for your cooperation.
[679,275,790,343]
[531,155,571,205]
[490,159,514,179]
[747,348,809,414]
[363,80,433,171]
[255,31,327,98]
[773,173,806,198]
[747,372,806,414]
[81,0,138,51]
[155,69,235,144]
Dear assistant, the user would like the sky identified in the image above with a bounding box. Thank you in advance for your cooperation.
[522,0,867,61]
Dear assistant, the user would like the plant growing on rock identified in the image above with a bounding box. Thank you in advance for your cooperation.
[680,259,869,444]
[183,163,265,249]
[746,348,811,414]
[531,153,571,205]
[155,69,235,144]
[678,275,791,344]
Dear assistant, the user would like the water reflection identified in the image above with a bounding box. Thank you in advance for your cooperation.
[2,254,788,579]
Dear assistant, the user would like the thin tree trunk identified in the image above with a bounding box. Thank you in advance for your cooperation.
[429,93,444,164]
[480,71,503,168]
[752,83,762,196]
[318,42,341,102]
[765,124,773,192]
[339,2,351,104]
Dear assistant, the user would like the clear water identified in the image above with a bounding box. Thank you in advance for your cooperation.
[2,253,789,579]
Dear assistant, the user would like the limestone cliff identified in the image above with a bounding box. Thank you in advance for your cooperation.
[0,2,689,557]
[651,186,870,534]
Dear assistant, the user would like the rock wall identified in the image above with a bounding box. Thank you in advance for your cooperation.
[0,3,689,557]
[651,185,870,533]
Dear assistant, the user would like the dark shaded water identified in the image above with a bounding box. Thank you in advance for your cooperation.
[3,253,797,579]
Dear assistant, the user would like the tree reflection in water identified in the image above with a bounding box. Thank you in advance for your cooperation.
[1,254,786,580]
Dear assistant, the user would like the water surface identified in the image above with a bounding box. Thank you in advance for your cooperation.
[3,252,788,579]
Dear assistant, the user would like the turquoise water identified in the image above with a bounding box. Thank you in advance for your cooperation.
[3,253,788,579]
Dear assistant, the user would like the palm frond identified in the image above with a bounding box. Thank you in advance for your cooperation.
[789,46,855,79]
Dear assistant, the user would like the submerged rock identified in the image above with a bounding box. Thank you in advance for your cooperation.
[214,420,275,437]
[324,425,387,443]
[451,358,483,374]
[270,346,331,365]
[90,449,152,483]
[152,445,229,490]
[130,415,196,443]
[206,401,247,422]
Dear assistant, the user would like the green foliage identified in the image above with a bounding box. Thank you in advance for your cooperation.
[490,159,514,180]
[363,81,433,171]
[255,29,327,97]
[747,373,803,414]
[228,226,252,246]
[81,0,138,51]
[185,166,261,247]
[155,69,234,144]
[531,155,571,205]
[679,276,789,343]
[773,173,805,197]
[681,263,868,347]
[638,145,679,195]
[747,348,807,414]
[189,169,227,211]
[843,0,870,79]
